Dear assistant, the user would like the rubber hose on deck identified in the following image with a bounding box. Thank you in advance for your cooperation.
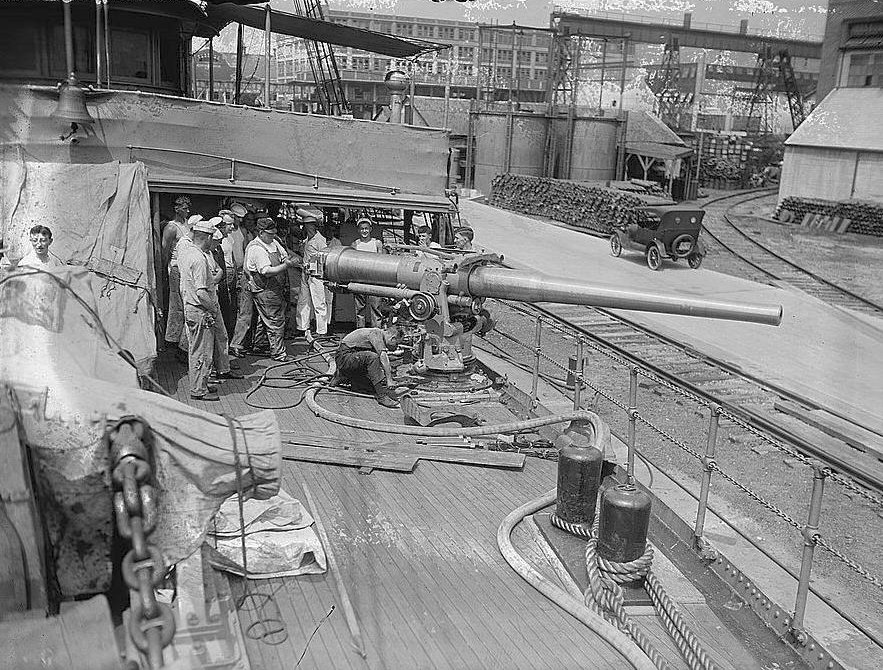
[497,489,656,670]
[304,386,605,437]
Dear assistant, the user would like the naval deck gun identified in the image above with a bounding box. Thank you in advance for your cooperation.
[316,247,783,373]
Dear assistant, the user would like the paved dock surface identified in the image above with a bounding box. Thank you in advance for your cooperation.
[462,200,883,436]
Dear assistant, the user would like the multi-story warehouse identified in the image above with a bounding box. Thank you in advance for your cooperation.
[274,10,553,119]
[816,0,883,99]
[779,0,882,205]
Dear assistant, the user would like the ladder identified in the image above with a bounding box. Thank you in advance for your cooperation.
[290,0,349,116]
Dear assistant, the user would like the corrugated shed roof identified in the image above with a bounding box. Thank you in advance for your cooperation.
[785,87,883,152]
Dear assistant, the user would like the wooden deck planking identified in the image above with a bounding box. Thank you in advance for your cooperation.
[291,465,461,670]
[408,461,625,670]
[157,354,635,669]
[296,462,532,667]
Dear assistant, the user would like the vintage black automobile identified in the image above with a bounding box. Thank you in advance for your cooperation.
[609,206,707,270]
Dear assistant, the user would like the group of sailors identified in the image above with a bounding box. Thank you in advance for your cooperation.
[162,194,479,404]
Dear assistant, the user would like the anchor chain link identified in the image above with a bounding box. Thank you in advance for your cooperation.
[108,417,175,669]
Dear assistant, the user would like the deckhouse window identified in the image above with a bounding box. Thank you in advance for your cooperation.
[111,29,151,80]
[0,20,41,75]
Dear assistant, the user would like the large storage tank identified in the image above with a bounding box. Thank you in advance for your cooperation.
[569,117,619,182]
[472,111,547,194]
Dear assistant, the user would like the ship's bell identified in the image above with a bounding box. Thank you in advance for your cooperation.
[52,74,94,125]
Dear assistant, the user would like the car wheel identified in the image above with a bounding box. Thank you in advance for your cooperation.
[688,253,703,269]
[610,233,622,257]
[646,245,662,271]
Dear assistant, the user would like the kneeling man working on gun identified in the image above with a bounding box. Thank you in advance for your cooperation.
[331,324,405,408]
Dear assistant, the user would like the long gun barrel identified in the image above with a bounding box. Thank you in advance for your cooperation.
[320,247,782,326]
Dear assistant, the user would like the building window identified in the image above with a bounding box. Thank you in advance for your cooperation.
[497,49,512,63]
[439,26,455,40]
[416,25,435,38]
[352,57,369,71]
[395,24,413,36]
[458,46,474,60]
[517,50,531,64]
[458,28,475,42]
[535,52,548,65]
[843,51,883,88]
[533,68,546,80]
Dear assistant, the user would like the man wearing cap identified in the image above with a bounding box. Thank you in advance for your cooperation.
[349,217,383,328]
[209,216,236,337]
[245,217,299,362]
[295,208,328,340]
[228,203,255,357]
[179,218,239,401]
[162,195,191,352]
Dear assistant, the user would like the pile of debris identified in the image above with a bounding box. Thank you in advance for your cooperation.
[777,196,883,236]
[489,174,654,234]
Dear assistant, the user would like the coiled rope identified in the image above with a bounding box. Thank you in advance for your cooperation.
[497,490,656,670]
[552,513,718,670]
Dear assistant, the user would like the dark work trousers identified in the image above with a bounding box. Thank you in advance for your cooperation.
[252,288,287,360]
[230,270,254,350]
[353,294,382,328]
[335,344,385,394]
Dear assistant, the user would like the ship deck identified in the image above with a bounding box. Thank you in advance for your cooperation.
[155,342,757,670]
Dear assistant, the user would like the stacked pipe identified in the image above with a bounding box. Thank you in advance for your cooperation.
[776,196,883,237]
[489,175,655,234]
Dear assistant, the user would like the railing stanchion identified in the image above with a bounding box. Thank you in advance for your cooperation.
[572,337,584,411]
[791,461,827,642]
[626,365,638,483]
[694,404,720,546]
[531,317,542,408]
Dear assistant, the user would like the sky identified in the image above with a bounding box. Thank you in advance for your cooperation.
[319,0,829,40]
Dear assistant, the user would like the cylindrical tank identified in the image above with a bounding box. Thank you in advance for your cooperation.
[569,117,618,182]
[597,484,652,563]
[555,440,603,525]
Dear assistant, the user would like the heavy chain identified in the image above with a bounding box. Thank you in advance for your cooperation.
[108,417,175,669]
[707,461,803,531]
[815,535,883,591]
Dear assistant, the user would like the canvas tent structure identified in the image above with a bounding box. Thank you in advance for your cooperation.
[779,87,883,206]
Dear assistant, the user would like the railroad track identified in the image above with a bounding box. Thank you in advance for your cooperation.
[700,190,883,318]
[492,297,883,498]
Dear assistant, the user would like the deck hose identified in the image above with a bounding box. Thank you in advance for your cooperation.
[304,385,611,437]
[496,489,657,670]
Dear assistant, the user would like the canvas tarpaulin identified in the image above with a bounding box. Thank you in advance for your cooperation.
[7,370,282,595]
[0,159,157,374]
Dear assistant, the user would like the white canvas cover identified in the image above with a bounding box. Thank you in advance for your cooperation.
[0,159,157,374]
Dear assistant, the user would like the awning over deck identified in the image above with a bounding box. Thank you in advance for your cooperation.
[147,175,457,213]
[198,3,449,57]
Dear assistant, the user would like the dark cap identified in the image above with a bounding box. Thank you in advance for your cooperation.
[257,217,277,231]
[174,195,191,207]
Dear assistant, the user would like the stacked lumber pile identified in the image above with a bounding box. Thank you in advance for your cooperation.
[489,174,652,234]
[777,197,883,237]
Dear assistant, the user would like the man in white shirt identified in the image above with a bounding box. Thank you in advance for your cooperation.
[162,195,192,349]
[295,207,329,340]
[349,217,382,327]
[179,219,240,400]
[245,217,299,362]
[18,225,64,268]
